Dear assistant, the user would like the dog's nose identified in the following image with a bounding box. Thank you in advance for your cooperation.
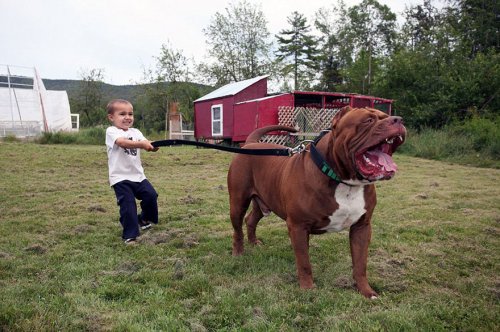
[390,116,403,125]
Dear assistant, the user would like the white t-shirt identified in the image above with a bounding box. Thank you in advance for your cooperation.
[106,126,147,186]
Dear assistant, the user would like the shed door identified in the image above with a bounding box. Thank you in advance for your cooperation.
[211,104,223,136]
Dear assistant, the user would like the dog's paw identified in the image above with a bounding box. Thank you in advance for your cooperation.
[357,285,379,299]
[232,248,244,256]
[361,290,379,299]
[249,239,264,246]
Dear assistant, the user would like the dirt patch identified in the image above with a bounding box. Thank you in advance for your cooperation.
[84,314,111,332]
[333,276,355,290]
[0,251,12,259]
[383,280,409,293]
[483,227,499,236]
[462,208,475,215]
[88,204,106,213]
[376,255,413,276]
[189,320,207,332]
[252,306,266,318]
[117,261,141,274]
[181,298,196,309]
[487,280,500,301]
[415,193,429,199]
[183,234,200,248]
[173,259,185,280]
[179,195,203,205]
[198,304,214,316]
[387,258,407,267]
[103,261,141,276]
[372,248,412,293]
[24,244,47,254]
[73,224,94,235]
[140,228,198,246]
[140,231,173,245]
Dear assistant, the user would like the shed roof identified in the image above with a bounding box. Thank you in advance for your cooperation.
[194,75,269,102]
[234,93,289,105]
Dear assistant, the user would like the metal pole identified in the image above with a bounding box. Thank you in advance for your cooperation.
[7,66,23,126]
[165,98,169,139]
[6,65,14,128]
[34,68,49,132]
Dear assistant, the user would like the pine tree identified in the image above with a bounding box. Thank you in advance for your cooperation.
[275,11,320,90]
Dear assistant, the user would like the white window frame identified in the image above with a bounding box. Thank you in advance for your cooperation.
[211,104,223,136]
[70,113,80,131]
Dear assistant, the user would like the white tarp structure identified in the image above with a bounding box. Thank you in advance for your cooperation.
[0,64,73,137]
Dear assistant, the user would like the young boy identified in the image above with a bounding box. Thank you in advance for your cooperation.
[105,99,159,244]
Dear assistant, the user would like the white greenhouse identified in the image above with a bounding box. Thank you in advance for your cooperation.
[0,64,78,138]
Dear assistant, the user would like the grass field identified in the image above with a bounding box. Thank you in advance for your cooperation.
[0,142,499,331]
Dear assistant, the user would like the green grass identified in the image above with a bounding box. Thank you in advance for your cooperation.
[35,128,167,146]
[400,117,500,168]
[36,127,107,145]
[0,142,499,331]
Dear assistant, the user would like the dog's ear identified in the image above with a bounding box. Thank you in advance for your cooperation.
[331,106,352,130]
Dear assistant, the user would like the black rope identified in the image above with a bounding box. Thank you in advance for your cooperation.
[151,139,291,156]
[152,131,349,185]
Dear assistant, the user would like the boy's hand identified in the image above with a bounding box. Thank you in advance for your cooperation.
[115,137,159,151]
[141,140,159,152]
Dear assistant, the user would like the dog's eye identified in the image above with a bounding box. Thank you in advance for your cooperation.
[363,118,374,124]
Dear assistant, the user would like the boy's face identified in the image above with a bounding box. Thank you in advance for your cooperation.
[108,103,134,130]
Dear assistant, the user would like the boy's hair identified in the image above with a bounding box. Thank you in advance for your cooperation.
[106,99,133,115]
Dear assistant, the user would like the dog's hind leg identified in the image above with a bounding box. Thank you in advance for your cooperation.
[229,189,251,256]
[245,198,265,245]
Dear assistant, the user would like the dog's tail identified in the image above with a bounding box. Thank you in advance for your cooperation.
[245,125,298,145]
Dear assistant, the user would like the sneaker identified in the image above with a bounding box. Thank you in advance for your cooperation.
[139,220,152,230]
[124,238,137,245]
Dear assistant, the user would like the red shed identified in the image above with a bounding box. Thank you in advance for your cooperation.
[194,75,269,142]
[194,76,392,143]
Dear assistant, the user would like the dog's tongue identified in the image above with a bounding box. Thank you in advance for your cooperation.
[366,150,398,172]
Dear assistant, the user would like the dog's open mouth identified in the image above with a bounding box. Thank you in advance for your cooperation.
[355,135,405,181]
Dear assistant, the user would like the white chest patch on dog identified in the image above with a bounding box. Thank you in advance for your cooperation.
[321,184,366,232]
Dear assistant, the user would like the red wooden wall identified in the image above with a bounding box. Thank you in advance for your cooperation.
[233,94,293,142]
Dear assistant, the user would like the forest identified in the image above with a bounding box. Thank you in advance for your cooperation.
[70,0,498,134]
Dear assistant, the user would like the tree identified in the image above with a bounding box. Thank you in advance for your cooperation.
[139,43,205,132]
[157,42,191,83]
[448,0,499,56]
[344,0,396,94]
[73,68,105,127]
[314,2,349,91]
[400,0,441,50]
[376,0,499,128]
[276,11,320,90]
[202,0,272,86]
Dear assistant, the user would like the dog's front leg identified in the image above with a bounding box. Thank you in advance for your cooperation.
[287,221,314,289]
[349,218,378,298]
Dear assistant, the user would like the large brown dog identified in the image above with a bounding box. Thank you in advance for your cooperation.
[227,106,406,298]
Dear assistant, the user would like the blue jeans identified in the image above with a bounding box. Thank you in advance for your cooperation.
[113,179,158,239]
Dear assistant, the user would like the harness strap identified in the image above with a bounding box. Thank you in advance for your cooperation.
[151,139,291,156]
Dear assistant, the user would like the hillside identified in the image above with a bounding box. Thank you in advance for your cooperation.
[42,79,212,104]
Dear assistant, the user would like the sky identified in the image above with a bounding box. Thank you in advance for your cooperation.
[1,0,427,85]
